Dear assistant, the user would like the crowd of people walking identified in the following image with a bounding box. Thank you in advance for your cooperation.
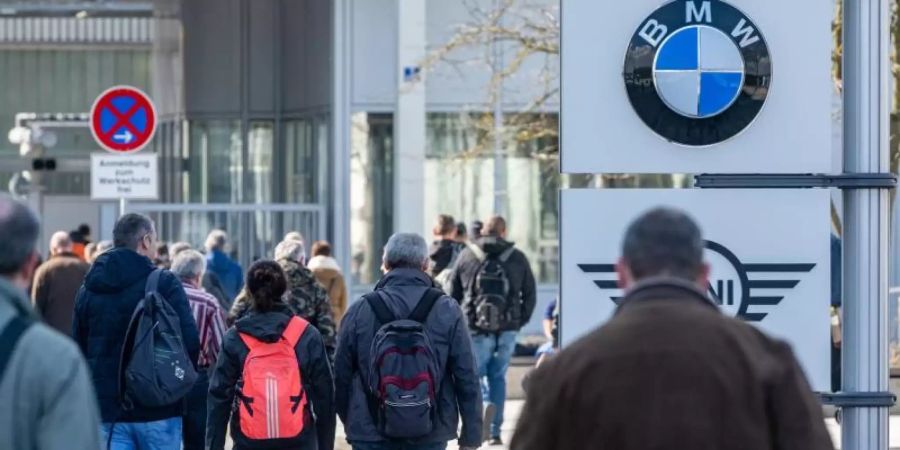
[0,191,834,450]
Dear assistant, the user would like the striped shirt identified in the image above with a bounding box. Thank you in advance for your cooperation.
[182,280,227,368]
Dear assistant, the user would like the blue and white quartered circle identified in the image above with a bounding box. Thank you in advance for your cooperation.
[624,0,771,146]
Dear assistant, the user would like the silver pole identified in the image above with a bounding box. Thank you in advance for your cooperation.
[119,197,127,217]
[842,0,891,447]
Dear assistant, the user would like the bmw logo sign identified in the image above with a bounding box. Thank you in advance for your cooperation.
[624,0,771,146]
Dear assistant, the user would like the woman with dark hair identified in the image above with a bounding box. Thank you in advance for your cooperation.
[207,260,335,450]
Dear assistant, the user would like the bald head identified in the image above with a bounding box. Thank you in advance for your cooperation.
[50,231,72,256]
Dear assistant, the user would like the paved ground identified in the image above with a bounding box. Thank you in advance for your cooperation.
[231,401,900,449]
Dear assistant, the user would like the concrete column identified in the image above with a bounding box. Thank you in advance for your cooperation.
[394,0,426,235]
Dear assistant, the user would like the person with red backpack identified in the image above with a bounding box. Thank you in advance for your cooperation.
[207,260,335,450]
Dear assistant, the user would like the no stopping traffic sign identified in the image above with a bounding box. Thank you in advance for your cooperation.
[90,86,157,154]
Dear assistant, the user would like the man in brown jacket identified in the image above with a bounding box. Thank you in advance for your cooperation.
[512,207,833,450]
[308,240,348,327]
[31,231,89,336]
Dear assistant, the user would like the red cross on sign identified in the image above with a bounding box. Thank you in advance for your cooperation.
[90,86,157,153]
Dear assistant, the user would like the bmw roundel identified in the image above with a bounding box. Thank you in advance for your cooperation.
[624,0,771,146]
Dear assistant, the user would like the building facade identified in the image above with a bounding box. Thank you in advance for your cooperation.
[0,0,561,332]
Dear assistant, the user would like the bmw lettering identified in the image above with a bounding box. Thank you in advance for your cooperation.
[578,240,814,322]
[623,0,771,146]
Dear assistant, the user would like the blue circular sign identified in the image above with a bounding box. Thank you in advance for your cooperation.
[624,0,771,146]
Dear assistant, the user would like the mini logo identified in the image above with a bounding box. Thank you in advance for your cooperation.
[578,241,814,322]
[624,0,771,146]
[174,366,185,381]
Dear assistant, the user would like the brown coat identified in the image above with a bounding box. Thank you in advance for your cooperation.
[309,256,348,327]
[512,278,832,450]
[31,253,89,336]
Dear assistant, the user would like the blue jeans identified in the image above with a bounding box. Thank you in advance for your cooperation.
[471,330,517,438]
[351,442,447,450]
[100,417,182,450]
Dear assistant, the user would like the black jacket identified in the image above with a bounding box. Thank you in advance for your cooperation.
[428,239,458,277]
[449,237,537,332]
[73,248,200,423]
[334,269,483,447]
[207,306,336,450]
[511,279,833,450]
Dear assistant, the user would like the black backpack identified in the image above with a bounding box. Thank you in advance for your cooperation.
[363,288,443,439]
[467,245,517,333]
[118,269,197,410]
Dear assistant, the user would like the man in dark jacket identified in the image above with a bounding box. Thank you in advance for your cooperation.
[511,208,833,450]
[429,214,459,278]
[335,233,482,450]
[204,229,243,301]
[31,230,89,335]
[73,213,200,450]
[449,215,536,445]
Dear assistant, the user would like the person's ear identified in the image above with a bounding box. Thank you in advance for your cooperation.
[616,258,634,290]
[21,251,39,284]
[696,263,711,291]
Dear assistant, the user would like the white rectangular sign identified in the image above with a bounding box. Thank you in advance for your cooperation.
[561,0,833,173]
[561,189,831,391]
[91,153,159,200]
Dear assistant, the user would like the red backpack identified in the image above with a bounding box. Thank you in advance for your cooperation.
[236,316,311,442]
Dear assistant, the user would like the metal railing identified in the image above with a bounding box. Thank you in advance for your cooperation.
[125,203,326,269]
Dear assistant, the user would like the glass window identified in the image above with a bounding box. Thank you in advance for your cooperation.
[424,112,561,283]
[285,120,315,204]
[186,120,243,203]
[350,112,394,285]
[248,121,274,205]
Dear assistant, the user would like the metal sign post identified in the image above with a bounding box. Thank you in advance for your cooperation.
[842,0,892,447]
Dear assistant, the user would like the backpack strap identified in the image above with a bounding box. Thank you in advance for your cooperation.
[364,292,395,326]
[145,269,162,294]
[0,315,33,384]
[239,332,264,351]
[143,269,163,315]
[498,246,516,263]
[409,288,443,323]
[282,316,309,347]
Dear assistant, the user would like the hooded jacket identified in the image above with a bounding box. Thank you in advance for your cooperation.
[207,305,335,450]
[334,269,483,448]
[308,255,349,327]
[231,258,337,359]
[428,239,459,277]
[449,236,537,332]
[73,247,200,423]
[206,249,243,301]
[511,278,833,450]
[0,276,102,450]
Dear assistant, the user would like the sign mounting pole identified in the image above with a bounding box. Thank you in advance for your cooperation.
[842,0,891,447]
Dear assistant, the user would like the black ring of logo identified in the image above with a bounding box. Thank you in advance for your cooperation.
[623,0,771,146]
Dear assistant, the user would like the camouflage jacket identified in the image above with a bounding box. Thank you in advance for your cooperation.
[230,258,337,358]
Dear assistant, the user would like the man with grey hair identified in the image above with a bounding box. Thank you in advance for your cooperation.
[171,250,226,450]
[74,213,199,450]
[204,229,243,302]
[0,195,101,450]
[31,230,89,335]
[335,233,482,450]
[511,207,832,450]
[230,238,336,358]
